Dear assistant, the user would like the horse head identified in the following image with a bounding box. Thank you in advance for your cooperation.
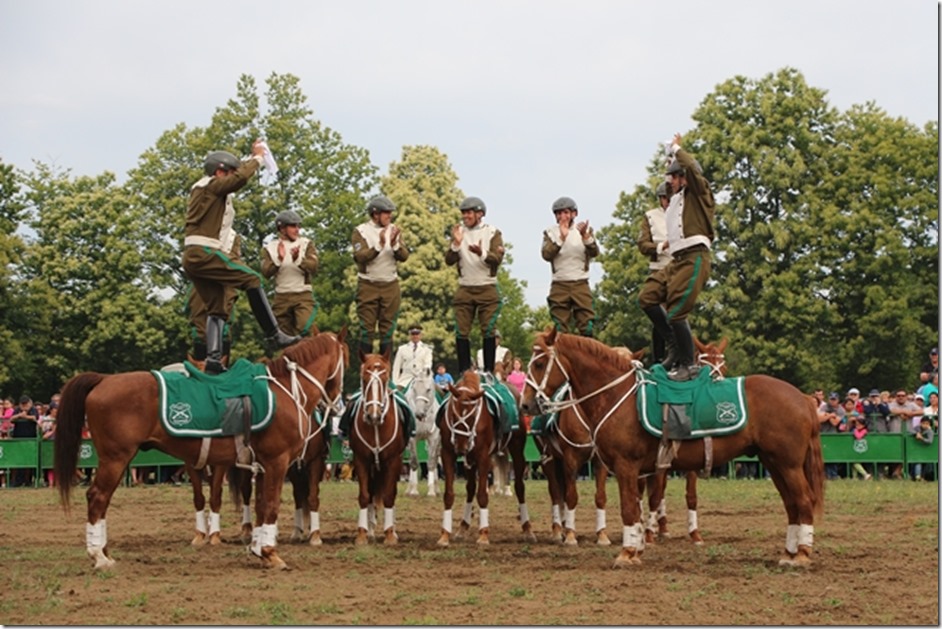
[271,328,349,419]
[408,367,437,421]
[694,336,729,379]
[444,370,486,456]
[520,326,570,416]
[359,352,392,426]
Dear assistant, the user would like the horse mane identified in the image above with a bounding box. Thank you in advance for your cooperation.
[552,333,638,373]
[265,334,337,379]
[459,369,481,391]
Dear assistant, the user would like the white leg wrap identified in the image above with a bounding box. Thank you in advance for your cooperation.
[798,524,814,548]
[595,508,606,533]
[551,504,562,525]
[294,509,304,533]
[208,512,221,535]
[409,469,419,483]
[687,509,699,534]
[564,507,575,531]
[195,511,208,535]
[442,509,453,533]
[250,523,278,556]
[656,499,667,519]
[646,511,657,533]
[427,470,437,488]
[622,523,645,550]
[785,524,799,554]
[384,507,395,531]
[241,505,252,526]
[462,502,474,525]
[309,511,320,533]
[86,520,106,550]
[358,508,369,530]
[518,503,530,525]
[479,507,489,529]
[367,504,376,533]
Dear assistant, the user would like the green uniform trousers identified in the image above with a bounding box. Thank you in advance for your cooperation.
[547,279,595,335]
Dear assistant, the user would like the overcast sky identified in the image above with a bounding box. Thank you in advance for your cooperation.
[1,0,938,307]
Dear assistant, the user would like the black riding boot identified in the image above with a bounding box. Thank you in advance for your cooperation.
[456,337,472,374]
[643,305,678,369]
[205,316,228,374]
[652,328,666,365]
[191,338,208,362]
[358,338,374,357]
[667,319,699,382]
[247,287,300,350]
[482,336,497,384]
[378,340,391,359]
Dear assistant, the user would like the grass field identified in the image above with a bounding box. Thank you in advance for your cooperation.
[0,476,937,625]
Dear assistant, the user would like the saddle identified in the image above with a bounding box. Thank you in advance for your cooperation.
[637,364,748,440]
[151,359,274,438]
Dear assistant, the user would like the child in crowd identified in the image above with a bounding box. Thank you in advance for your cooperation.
[913,415,935,481]
[850,414,872,480]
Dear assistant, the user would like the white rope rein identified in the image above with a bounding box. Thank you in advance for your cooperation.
[352,365,401,467]
[443,386,484,454]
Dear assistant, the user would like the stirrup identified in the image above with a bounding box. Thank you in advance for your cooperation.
[667,363,699,382]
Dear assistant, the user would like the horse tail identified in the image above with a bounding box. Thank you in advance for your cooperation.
[55,372,105,510]
[804,395,825,520]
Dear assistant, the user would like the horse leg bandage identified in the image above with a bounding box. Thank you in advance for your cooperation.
[294,509,305,534]
[687,509,698,534]
[564,507,575,531]
[309,511,320,533]
[442,509,453,533]
[462,502,474,526]
[518,503,530,525]
[384,507,395,531]
[195,511,208,535]
[358,508,369,531]
[785,524,799,554]
[86,520,106,550]
[551,504,562,526]
[250,524,278,556]
[242,505,252,526]
[208,512,221,536]
[596,508,607,533]
[798,524,814,548]
[479,508,489,530]
[622,523,645,550]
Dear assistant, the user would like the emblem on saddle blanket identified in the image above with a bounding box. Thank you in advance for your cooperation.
[435,382,520,434]
[337,388,416,438]
[637,364,747,439]
[151,359,274,438]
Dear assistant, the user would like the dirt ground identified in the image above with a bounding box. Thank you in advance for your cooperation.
[0,475,937,625]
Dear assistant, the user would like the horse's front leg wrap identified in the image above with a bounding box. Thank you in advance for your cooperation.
[242,505,252,527]
[294,509,305,535]
[384,507,395,532]
[551,504,562,527]
[442,508,453,534]
[622,522,644,550]
[309,511,321,534]
[87,520,113,568]
[596,508,607,533]
[208,512,221,536]
[462,502,474,526]
[798,524,814,549]
[687,509,699,535]
[195,511,208,535]
[358,508,369,531]
[784,524,799,555]
[250,523,278,557]
[564,507,575,531]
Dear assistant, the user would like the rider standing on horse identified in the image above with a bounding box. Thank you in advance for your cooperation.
[352,195,409,357]
[392,324,434,389]
[637,182,673,365]
[185,233,242,368]
[445,196,505,378]
[261,209,320,337]
[183,140,301,375]
[639,133,715,382]
[541,196,600,337]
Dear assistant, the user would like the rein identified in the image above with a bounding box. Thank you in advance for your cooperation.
[261,338,346,467]
[353,364,401,468]
[443,385,485,455]
[525,344,644,452]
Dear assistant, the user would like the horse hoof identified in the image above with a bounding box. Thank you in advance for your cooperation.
[309,532,323,546]
[384,530,399,545]
[596,532,612,546]
[90,550,115,570]
[191,533,207,547]
[264,553,288,570]
[406,488,419,497]
[437,532,450,547]
[690,530,704,545]
[644,530,656,545]
[208,532,222,546]
[612,550,642,568]
[563,533,578,546]
[355,530,369,546]
[476,536,490,545]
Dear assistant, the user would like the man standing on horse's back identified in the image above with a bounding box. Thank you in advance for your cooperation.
[639,133,715,382]
[183,140,300,375]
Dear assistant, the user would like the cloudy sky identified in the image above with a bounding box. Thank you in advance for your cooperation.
[1,0,938,307]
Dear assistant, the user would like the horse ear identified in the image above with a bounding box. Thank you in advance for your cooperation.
[718,337,728,353]
[338,324,348,344]
[634,347,646,361]
[546,326,558,346]
[382,344,392,362]
[358,348,367,363]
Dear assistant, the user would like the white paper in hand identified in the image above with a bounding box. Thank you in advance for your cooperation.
[257,140,279,184]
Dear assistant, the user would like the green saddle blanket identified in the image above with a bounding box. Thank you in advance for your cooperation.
[529,383,571,436]
[337,387,415,437]
[637,364,747,438]
[435,381,519,435]
[151,359,274,438]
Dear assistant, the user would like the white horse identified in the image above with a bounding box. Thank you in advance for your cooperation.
[403,368,442,496]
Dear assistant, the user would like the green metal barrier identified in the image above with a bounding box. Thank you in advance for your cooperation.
[0,436,41,487]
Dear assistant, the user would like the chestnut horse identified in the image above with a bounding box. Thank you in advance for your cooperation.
[437,370,535,545]
[348,350,409,545]
[520,328,824,568]
[54,330,348,570]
